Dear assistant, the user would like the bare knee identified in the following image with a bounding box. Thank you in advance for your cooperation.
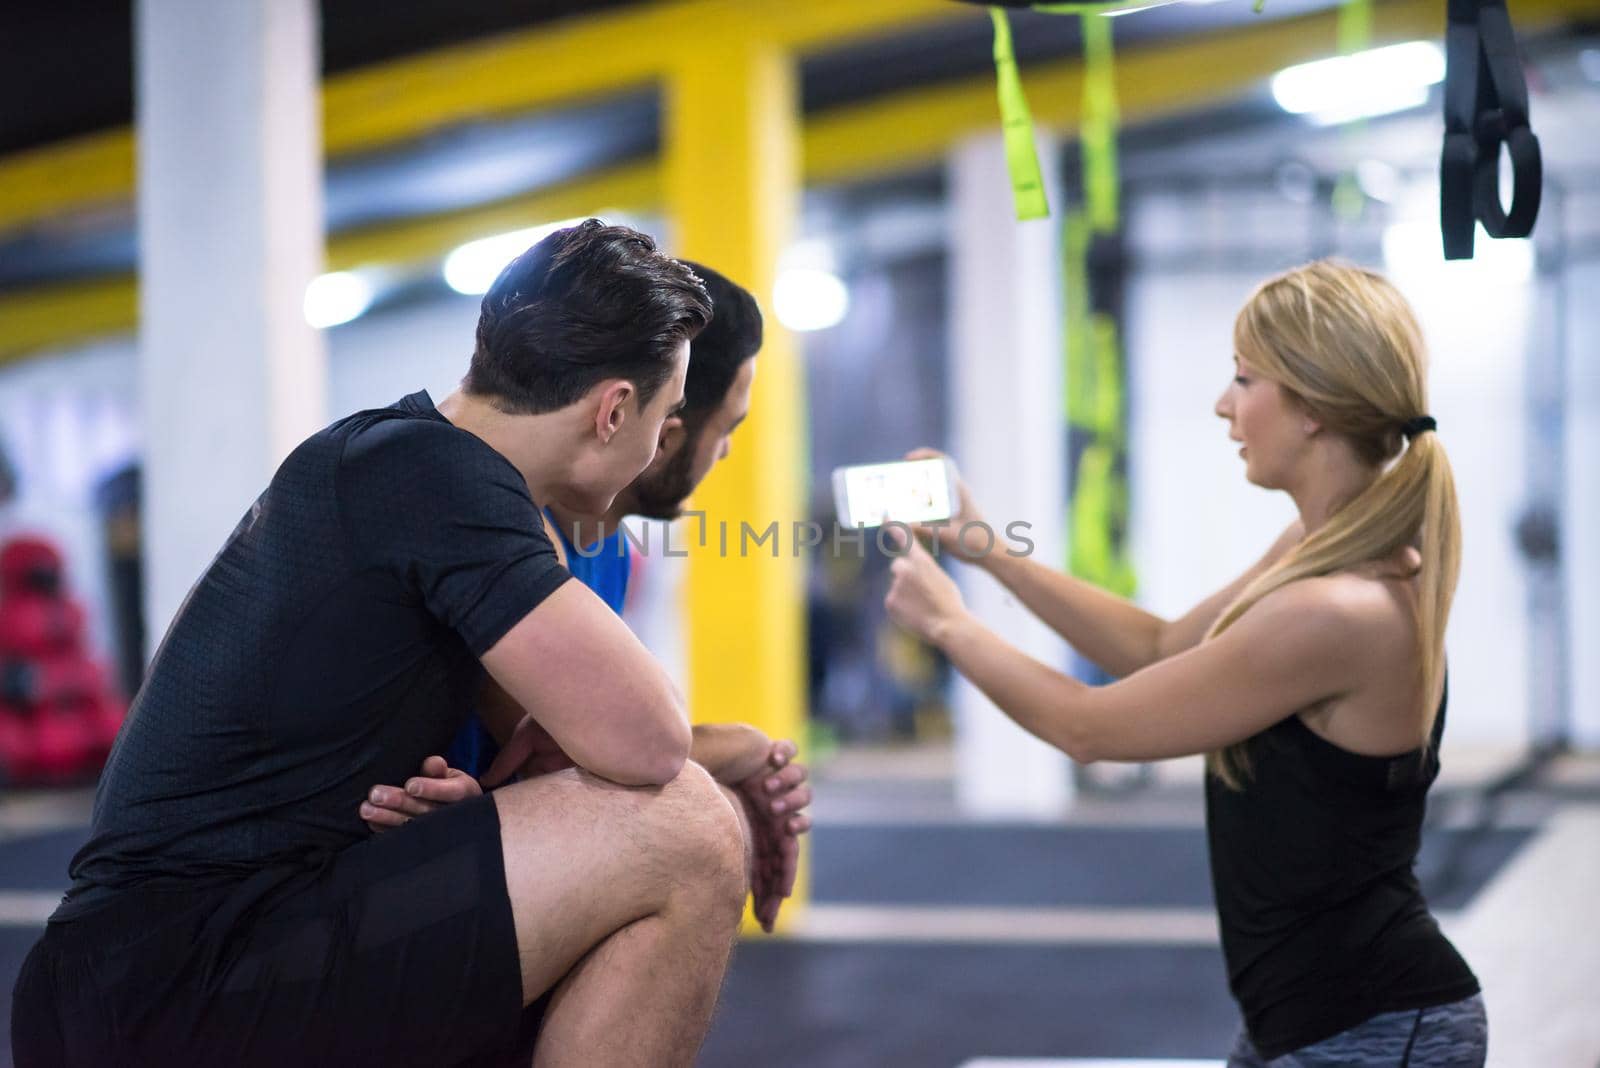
[490,761,746,930]
[650,761,747,919]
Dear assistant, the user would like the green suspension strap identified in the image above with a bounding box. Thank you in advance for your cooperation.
[1063,13,1136,599]
[1077,14,1121,236]
[974,0,1270,219]
[971,0,1279,613]
[989,8,1051,220]
[1331,0,1375,220]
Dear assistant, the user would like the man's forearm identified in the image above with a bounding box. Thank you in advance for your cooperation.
[690,723,770,785]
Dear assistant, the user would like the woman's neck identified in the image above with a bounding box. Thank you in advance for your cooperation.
[1288,444,1379,536]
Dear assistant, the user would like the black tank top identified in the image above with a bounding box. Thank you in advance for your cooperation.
[1204,680,1479,1057]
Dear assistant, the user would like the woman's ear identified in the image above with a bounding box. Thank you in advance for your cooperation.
[1285,389,1322,438]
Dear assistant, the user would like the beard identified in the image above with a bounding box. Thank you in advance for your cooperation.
[627,428,701,521]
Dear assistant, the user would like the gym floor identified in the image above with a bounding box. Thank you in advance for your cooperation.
[3,747,1597,1068]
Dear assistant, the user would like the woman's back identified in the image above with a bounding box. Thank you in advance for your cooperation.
[1206,676,1478,1059]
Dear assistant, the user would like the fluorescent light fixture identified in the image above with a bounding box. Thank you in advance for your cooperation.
[303,271,374,329]
[1271,41,1444,125]
[1103,2,1171,16]
[774,268,850,333]
[442,219,585,296]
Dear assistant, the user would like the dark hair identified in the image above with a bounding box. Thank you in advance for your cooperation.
[465,220,712,414]
[679,261,763,418]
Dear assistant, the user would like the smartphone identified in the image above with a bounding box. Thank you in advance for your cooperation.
[831,456,959,529]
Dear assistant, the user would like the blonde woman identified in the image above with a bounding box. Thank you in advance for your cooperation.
[883,260,1486,1066]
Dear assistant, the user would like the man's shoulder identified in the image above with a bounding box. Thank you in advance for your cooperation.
[335,400,492,482]
[334,399,534,539]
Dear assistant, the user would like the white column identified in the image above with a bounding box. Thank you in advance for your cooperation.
[1564,259,1600,749]
[947,133,1073,818]
[136,0,327,645]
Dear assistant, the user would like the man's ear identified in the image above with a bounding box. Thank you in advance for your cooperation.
[593,380,635,444]
[656,415,687,458]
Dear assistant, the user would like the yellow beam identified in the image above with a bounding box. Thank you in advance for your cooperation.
[0,162,661,366]
[0,0,961,236]
[805,0,1592,182]
[326,0,958,158]
[328,162,657,271]
[5,0,1595,359]
[11,0,1596,235]
[0,276,137,367]
[0,131,136,236]
[667,16,809,932]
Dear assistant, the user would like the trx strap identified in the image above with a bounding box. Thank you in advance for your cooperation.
[1063,17,1136,597]
[1441,0,1541,259]
[989,9,1051,220]
[1330,0,1373,222]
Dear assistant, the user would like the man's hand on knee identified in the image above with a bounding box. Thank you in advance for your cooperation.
[731,739,813,932]
[360,755,481,833]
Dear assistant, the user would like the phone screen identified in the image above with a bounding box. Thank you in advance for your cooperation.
[839,458,953,528]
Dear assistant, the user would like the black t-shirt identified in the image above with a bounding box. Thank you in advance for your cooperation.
[56,391,570,920]
[1205,681,1479,1057]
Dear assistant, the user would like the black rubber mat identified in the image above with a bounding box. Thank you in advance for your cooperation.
[810,824,1533,911]
[0,821,1534,1067]
[0,829,87,892]
[704,940,1239,1067]
[0,929,1247,1068]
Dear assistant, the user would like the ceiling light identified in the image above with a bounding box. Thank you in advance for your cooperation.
[303,271,374,329]
[774,269,850,333]
[1272,41,1444,126]
[442,219,585,296]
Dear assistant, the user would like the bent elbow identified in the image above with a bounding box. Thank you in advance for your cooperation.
[1054,716,1102,766]
[645,716,693,785]
[1061,735,1100,767]
[1066,742,1101,767]
[576,710,690,787]
[624,711,692,787]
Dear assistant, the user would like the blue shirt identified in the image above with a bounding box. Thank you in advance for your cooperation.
[556,515,631,618]
[443,512,632,777]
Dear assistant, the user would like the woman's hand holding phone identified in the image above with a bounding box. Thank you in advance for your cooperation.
[902,447,989,564]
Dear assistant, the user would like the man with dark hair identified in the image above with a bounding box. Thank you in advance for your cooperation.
[625,260,764,520]
[12,222,803,1068]
[380,262,806,940]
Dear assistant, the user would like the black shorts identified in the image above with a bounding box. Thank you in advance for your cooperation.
[11,793,546,1067]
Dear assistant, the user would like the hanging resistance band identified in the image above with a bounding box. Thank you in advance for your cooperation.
[1329,0,1374,221]
[1063,14,1136,597]
[989,9,1051,220]
[1441,0,1542,259]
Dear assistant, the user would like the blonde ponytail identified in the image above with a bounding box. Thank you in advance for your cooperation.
[1206,262,1462,789]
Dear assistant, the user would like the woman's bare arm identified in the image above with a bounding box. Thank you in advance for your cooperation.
[978,519,1303,676]
[922,571,1360,764]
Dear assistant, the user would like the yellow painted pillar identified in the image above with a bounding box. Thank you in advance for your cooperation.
[665,16,808,929]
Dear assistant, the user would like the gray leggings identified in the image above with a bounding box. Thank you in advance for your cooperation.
[1227,994,1487,1068]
